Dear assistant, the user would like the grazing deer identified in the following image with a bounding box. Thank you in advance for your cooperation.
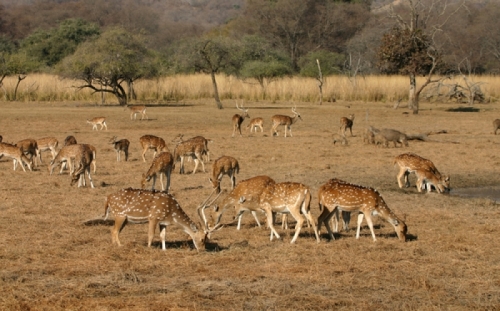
[70,144,95,188]
[340,114,355,136]
[127,105,148,120]
[369,127,408,148]
[64,135,77,146]
[109,136,130,162]
[49,144,90,175]
[141,151,174,192]
[103,188,221,251]
[209,156,239,194]
[246,117,264,133]
[260,182,320,244]
[0,142,32,172]
[172,134,211,162]
[207,175,276,230]
[36,137,59,165]
[87,117,108,130]
[139,135,168,162]
[173,136,207,174]
[16,138,38,168]
[393,153,450,193]
[494,119,500,135]
[232,102,250,137]
[270,107,302,138]
[317,179,407,242]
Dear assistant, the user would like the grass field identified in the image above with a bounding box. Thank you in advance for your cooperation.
[0,99,499,310]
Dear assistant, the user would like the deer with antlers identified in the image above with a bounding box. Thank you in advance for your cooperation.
[317,179,407,242]
[103,188,221,251]
[232,102,250,137]
[139,135,168,162]
[260,182,319,243]
[36,137,59,165]
[340,114,355,137]
[209,156,239,194]
[109,136,130,162]
[393,153,450,193]
[127,105,148,120]
[270,107,302,138]
[0,142,32,172]
[141,151,174,192]
[87,117,108,130]
[205,175,275,230]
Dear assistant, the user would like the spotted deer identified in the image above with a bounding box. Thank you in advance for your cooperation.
[0,142,32,172]
[317,179,407,242]
[127,105,148,120]
[246,117,264,133]
[340,114,355,136]
[63,135,77,146]
[87,117,108,130]
[49,144,91,175]
[232,102,250,137]
[16,138,38,168]
[173,136,207,174]
[494,119,500,135]
[103,188,221,251]
[70,144,95,188]
[270,107,302,138]
[260,182,320,243]
[393,153,450,193]
[141,151,174,192]
[207,175,276,230]
[109,136,130,162]
[140,135,168,162]
[172,134,211,163]
[36,137,59,165]
[209,156,239,193]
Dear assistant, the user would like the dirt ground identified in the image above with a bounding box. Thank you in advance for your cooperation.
[0,100,499,310]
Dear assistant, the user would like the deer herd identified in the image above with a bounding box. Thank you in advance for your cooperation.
[2,102,497,253]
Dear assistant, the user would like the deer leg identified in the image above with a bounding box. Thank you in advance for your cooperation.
[265,208,281,241]
[158,224,167,250]
[356,213,365,239]
[317,206,336,240]
[151,174,157,191]
[341,211,351,231]
[142,149,147,162]
[231,173,236,190]
[147,219,158,248]
[112,216,127,246]
[288,207,304,244]
[397,168,406,188]
[250,211,261,227]
[159,172,165,191]
[179,157,185,174]
[87,167,94,188]
[192,158,199,174]
[281,213,288,230]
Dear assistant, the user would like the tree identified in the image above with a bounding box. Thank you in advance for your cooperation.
[377,0,466,114]
[172,35,240,109]
[58,27,160,106]
[21,18,100,69]
[299,50,345,104]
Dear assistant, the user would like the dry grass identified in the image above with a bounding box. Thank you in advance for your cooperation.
[0,99,499,310]
[2,73,500,104]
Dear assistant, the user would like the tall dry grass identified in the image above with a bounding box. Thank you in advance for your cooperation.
[2,73,500,104]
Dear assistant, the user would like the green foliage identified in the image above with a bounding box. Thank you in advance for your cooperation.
[21,18,100,68]
[298,50,345,78]
[57,27,160,105]
[377,27,434,76]
[240,60,292,87]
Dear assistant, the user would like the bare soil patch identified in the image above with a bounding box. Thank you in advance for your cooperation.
[1,100,499,310]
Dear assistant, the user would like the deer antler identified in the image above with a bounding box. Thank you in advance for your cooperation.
[197,188,223,229]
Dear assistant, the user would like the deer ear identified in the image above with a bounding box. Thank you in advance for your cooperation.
[239,196,246,203]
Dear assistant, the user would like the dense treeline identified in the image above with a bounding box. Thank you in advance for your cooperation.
[0,0,499,108]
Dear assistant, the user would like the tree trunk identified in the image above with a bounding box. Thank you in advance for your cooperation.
[114,83,128,106]
[408,73,419,114]
[210,70,223,109]
[316,59,323,105]
[127,80,137,100]
[13,75,27,101]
